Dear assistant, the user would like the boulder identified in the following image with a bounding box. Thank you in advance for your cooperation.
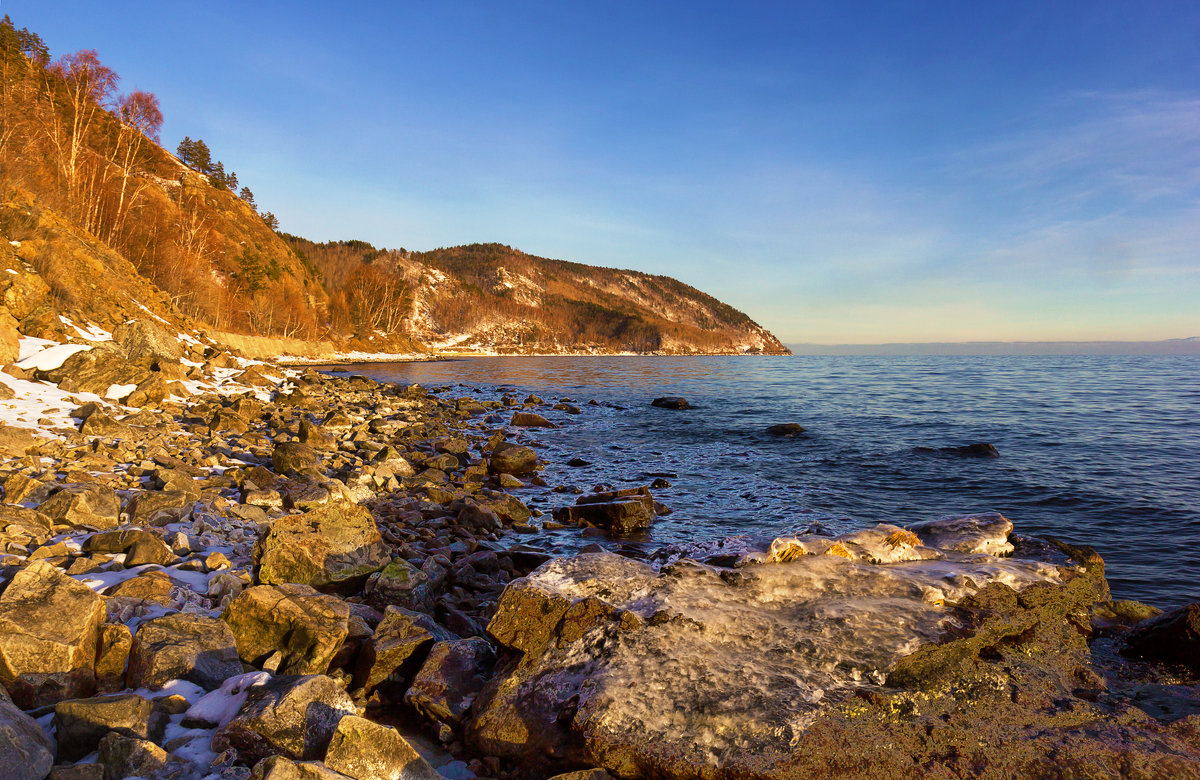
[0,425,38,457]
[0,686,55,780]
[250,756,355,779]
[82,528,165,554]
[650,396,690,410]
[913,442,1000,458]
[44,343,145,396]
[511,412,556,428]
[1121,603,1200,673]
[222,584,350,675]
[487,444,538,476]
[273,442,319,474]
[0,560,106,707]
[354,606,456,697]
[298,419,336,451]
[485,578,571,658]
[405,638,496,727]
[123,373,169,408]
[112,319,184,363]
[124,535,177,566]
[37,484,120,530]
[212,674,355,765]
[324,715,442,780]
[52,693,166,761]
[254,504,390,590]
[127,613,242,691]
[126,490,194,526]
[365,558,437,613]
[553,499,653,535]
[94,624,132,693]
[78,411,132,438]
[766,423,806,436]
[96,732,171,780]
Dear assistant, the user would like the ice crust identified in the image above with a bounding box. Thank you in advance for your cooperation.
[518,513,1066,767]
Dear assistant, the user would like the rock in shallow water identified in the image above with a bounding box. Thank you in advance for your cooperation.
[650,396,690,410]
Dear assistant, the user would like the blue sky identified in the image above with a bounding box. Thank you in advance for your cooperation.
[7,1,1199,343]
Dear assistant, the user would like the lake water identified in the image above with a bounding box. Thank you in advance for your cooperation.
[326,355,1200,610]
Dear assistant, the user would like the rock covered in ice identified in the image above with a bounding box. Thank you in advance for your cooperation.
[469,537,1067,775]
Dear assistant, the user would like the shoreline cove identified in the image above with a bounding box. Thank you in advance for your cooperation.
[0,340,1194,778]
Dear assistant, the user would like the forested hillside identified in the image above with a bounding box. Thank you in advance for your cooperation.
[0,16,787,356]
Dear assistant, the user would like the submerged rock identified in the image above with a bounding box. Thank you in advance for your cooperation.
[650,396,690,410]
[913,442,1000,458]
[766,423,806,436]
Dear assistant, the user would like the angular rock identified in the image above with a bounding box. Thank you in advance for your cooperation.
[112,319,184,363]
[127,613,242,691]
[223,584,350,674]
[324,715,442,780]
[255,504,390,590]
[96,732,170,780]
[0,686,55,780]
[212,674,355,764]
[486,577,571,658]
[273,442,319,474]
[126,490,194,526]
[37,484,120,530]
[53,693,166,761]
[250,756,355,779]
[487,444,538,476]
[365,558,437,613]
[124,535,177,566]
[405,638,495,727]
[354,606,455,697]
[0,560,105,707]
[1122,602,1200,673]
[95,623,132,693]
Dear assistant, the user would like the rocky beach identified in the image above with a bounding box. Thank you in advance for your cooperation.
[0,321,1195,780]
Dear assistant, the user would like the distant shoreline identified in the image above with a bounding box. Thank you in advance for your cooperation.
[786,339,1200,356]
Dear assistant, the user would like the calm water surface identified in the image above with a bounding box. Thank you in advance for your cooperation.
[327,356,1200,609]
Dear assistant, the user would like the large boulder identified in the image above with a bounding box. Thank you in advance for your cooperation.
[212,674,355,765]
[0,560,106,707]
[44,343,146,396]
[127,613,243,691]
[405,638,495,728]
[1121,602,1200,673]
[553,499,653,535]
[0,686,55,779]
[37,484,120,530]
[272,442,319,475]
[354,606,455,698]
[52,693,166,761]
[112,319,184,363]
[324,715,442,780]
[96,732,172,780]
[222,584,350,675]
[254,504,390,590]
[487,444,538,477]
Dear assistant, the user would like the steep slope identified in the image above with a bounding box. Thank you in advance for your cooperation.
[288,239,790,355]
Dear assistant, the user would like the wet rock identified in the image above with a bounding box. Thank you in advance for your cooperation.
[914,442,1000,458]
[405,638,495,728]
[1122,602,1200,673]
[223,584,350,675]
[651,396,690,410]
[324,715,442,780]
[908,512,1015,556]
[127,613,242,691]
[554,499,653,535]
[273,441,320,474]
[511,412,556,428]
[254,503,390,590]
[212,674,355,764]
[487,444,538,476]
[766,423,805,436]
[0,560,105,707]
[53,693,166,761]
[37,483,120,530]
[96,732,171,780]
[355,606,456,697]
[0,685,55,779]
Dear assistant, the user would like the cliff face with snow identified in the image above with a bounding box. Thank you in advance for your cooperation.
[302,240,791,355]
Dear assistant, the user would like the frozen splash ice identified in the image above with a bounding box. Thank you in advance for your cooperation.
[499,513,1071,771]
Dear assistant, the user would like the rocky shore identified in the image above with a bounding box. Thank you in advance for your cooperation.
[0,320,1196,780]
